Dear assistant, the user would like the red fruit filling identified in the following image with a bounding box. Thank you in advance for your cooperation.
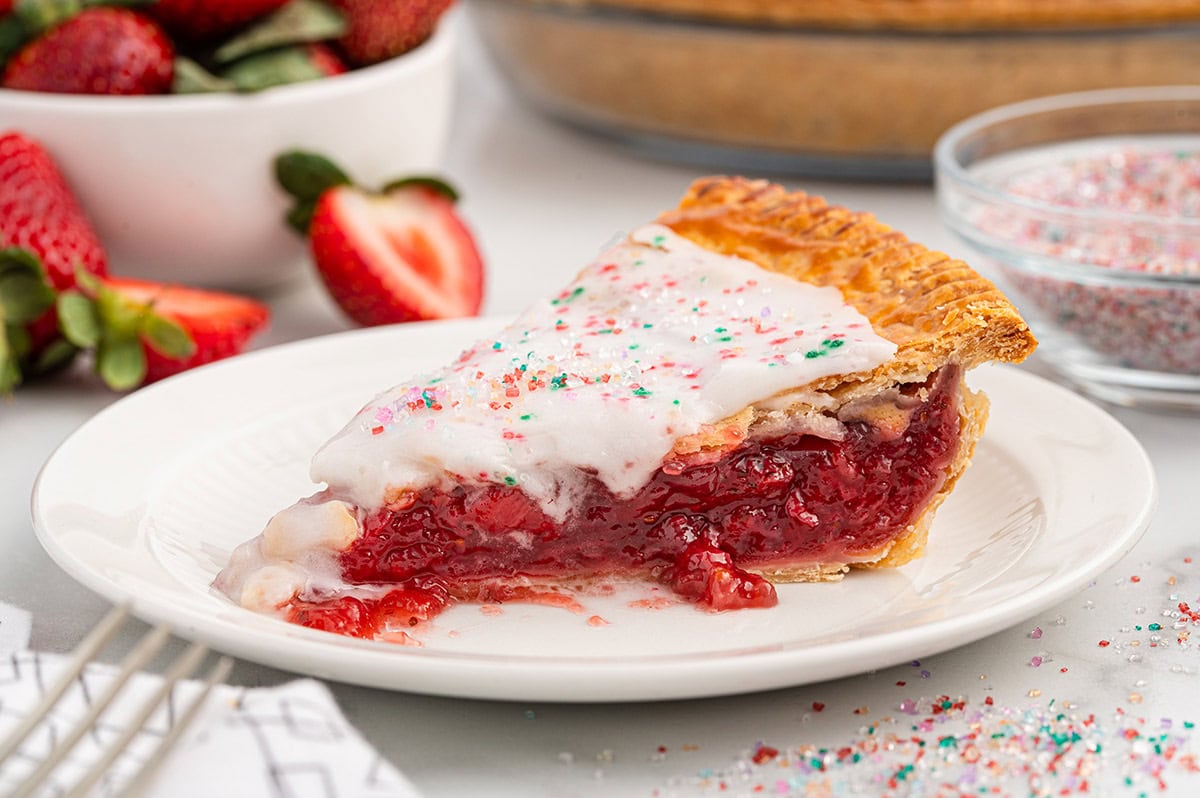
[288,367,963,637]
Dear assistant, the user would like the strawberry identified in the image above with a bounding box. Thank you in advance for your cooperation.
[0,131,107,388]
[2,8,173,95]
[275,151,483,327]
[58,275,271,389]
[329,0,452,66]
[305,41,348,77]
[148,0,289,40]
[0,132,107,292]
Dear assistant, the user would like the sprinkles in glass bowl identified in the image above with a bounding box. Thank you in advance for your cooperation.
[936,86,1200,411]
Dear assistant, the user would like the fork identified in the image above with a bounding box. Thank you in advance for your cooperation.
[0,604,233,798]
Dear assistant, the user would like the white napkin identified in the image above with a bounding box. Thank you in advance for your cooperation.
[0,603,421,798]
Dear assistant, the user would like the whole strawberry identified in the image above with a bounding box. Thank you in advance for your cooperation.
[275,151,483,326]
[149,0,289,40]
[0,132,107,387]
[3,8,173,95]
[330,0,452,66]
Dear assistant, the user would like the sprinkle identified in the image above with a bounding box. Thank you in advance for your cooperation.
[550,286,587,305]
[750,745,778,765]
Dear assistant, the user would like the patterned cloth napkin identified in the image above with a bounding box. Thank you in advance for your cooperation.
[0,602,421,797]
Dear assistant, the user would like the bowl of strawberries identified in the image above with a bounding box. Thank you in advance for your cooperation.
[0,0,459,291]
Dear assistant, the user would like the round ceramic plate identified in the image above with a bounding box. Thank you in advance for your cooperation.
[32,319,1157,702]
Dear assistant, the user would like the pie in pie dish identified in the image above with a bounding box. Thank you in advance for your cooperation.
[215,177,1037,639]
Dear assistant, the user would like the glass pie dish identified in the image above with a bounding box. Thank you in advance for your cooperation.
[935,86,1200,412]
[471,0,1200,180]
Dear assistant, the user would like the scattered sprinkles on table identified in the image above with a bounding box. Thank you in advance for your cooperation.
[973,145,1200,375]
[645,553,1199,796]
[1091,556,1200,665]
[654,695,1200,797]
[312,223,896,512]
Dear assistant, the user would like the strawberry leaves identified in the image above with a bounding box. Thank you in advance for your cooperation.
[275,150,352,233]
[0,247,56,391]
[164,0,350,95]
[381,176,459,202]
[140,311,194,358]
[0,251,201,392]
[214,0,345,65]
[0,247,55,322]
[60,271,196,389]
[274,150,459,233]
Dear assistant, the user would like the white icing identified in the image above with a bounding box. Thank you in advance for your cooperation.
[311,225,897,514]
[261,500,359,560]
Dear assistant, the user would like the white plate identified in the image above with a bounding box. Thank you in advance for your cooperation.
[32,319,1157,702]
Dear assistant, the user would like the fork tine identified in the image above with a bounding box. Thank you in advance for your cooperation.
[62,641,212,798]
[114,655,233,798]
[0,604,131,767]
[8,624,173,798]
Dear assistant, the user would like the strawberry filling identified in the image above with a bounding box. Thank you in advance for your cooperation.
[287,368,963,638]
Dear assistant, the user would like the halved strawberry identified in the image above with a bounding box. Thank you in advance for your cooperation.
[58,275,271,389]
[275,151,483,327]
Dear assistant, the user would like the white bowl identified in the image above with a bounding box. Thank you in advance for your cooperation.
[0,10,458,292]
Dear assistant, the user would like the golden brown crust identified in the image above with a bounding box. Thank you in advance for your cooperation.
[659,177,1037,404]
[526,0,1200,31]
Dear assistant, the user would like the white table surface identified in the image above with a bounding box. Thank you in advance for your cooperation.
[5,16,1200,798]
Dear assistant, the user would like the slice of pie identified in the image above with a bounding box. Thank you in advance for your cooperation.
[216,177,1036,639]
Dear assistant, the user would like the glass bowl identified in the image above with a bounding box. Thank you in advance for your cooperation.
[935,86,1200,412]
[472,0,1200,181]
